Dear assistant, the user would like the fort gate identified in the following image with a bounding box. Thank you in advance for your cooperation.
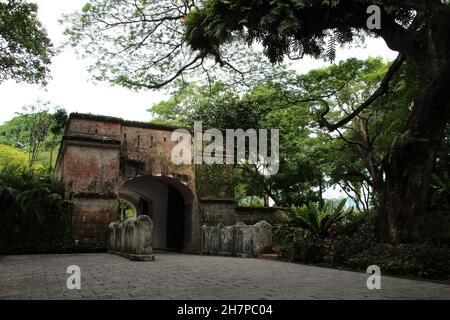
[55,113,282,253]
[55,113,199,252]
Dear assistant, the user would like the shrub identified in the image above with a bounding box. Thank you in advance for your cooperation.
[0,144,28,170]
[276,207,450,279]
[0,165,75,254]
[284,199,353,238]
[275,199,354,263]
[330,222,450,279]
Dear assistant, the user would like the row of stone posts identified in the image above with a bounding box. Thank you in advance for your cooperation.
[107,215,155,261]
[202,220,272,257]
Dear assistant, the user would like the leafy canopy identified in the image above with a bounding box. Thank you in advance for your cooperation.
[0,0,52,84]
[184,0,448,64]
[62,0,286,90]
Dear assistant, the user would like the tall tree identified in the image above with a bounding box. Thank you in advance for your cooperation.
[0,0,52,84]
[181,0,450,244]
[1,103,68,169]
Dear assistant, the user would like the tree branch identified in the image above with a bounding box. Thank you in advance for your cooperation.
[319,53,406,132]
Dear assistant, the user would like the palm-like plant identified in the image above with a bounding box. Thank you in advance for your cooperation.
[286,199,353,238]
[0,166,71,237]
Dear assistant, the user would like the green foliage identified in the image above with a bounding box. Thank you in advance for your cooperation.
[150,82,279,129]
[0,144,28,170]
[277,214,450,279]
[151,57,410,210]
[330,221,450,279]
[183,0,439,65]
[0,165,75,254]
[431,126,450,211]
[0,112,30,148]
[62,0,285,90]
[119,199,136,219]
[0,0,53,84]
[285,199,353,237]
[0,104,68,169]
[196,164,235,199]
[343,243,450,279]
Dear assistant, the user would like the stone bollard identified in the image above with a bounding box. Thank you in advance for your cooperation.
[254,220,272,253]
[218,224,233,256]
[202,223,221,255]
[232,221,246,256]
[107,216,155,261]
[202,220,272,258]
[132,215,155,261]
[119,220,126,253]
[124,218,136,254]
[240,223,257,258]
[107,222,116,252]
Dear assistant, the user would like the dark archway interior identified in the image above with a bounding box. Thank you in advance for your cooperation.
[166,185,185,250]
[119,175,193,251]
[137,198,150,216]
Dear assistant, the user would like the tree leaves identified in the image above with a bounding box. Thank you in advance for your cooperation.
[0,0,52,84]
[0,166,70,237]
[284,198,353,237]
[62,0,285,90]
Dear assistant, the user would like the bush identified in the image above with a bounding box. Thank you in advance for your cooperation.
[0,165,76,254]
[330,222,450,279]
[0,144,28,170]
[276,208,450,279]
[277,199,353,239]
[0,166,108,255]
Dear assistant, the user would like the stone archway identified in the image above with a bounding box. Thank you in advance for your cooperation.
[119,175,195,251]
[54,113,201,252]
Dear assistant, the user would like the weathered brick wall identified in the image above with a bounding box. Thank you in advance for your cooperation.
[63,143,120,198]
[61,141,121,242]
[56,114,199,249]
[119,125,195,192]
[199,199,237,226]
[57,112,285,248]
[72,198,119,243]
[235,206,285,225]
[199,200,284,227]
[68,118,121,139]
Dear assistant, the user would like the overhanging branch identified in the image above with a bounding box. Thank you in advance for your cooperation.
[119,54,204,89]
[319,53,406,132]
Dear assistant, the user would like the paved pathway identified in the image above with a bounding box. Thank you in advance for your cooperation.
[0,252,449,299]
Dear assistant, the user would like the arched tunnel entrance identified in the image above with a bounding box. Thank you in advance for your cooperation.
[119,175,194,251]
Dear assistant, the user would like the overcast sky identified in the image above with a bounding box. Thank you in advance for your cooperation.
[0,0,398,126]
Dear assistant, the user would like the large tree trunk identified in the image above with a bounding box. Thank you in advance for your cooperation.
[374,5,450,243]
[377,63,450,243]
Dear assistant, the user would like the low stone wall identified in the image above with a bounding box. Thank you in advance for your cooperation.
[199,199,237,225]
[202,220,272,257]
[199,198,285,227]
[107,215,155,261]
[235,206,286,225]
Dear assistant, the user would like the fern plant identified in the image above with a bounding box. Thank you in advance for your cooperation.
[326,31,337,63]
[284,199,353,238]
[0,165,71,239]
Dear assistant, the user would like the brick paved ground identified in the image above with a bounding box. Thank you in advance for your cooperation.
[0,252,449,300]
